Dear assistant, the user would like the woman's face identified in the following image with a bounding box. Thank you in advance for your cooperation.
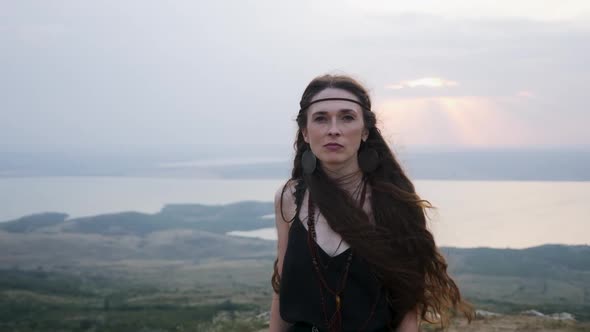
[302,88,368,169]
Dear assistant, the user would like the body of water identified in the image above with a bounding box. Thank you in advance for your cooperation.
[0,177,283,221]
[0,177,588,249]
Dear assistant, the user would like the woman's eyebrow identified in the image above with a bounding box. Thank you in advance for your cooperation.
[311,108,359,116]
[339,109,358,114]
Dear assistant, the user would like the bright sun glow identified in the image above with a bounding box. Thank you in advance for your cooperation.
[386,77,458,90]
[375,96,534,147]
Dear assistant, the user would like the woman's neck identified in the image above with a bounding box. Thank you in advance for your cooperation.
[322,160,364,195]
[321,156,361,177]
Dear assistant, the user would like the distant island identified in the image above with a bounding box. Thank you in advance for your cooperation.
[0,201,589,331]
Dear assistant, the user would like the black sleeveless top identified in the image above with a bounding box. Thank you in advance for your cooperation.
[279,214,393,331]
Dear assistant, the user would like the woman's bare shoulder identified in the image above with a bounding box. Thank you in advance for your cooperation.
[274,179,298,225]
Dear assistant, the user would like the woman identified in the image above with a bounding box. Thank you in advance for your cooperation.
[270,74,473,332]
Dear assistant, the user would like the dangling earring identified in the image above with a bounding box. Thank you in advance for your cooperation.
[302,147,317,175]
[358,140,379,173]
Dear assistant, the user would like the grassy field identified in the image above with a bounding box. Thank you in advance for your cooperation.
[422,315,590,332]
[1,260,590,332]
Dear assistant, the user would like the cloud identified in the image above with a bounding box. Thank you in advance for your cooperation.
[376,96,536,147]
[516,91,535,98]
[1,1,588,150]
[386,77,459,90]
[347,0,590,22]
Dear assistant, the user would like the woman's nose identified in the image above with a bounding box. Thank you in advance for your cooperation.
[327,119,341,136]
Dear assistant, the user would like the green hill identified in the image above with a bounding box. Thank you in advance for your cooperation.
[1,201,589,325]
[0,201,275,236]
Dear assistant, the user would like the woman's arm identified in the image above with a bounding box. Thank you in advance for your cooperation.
[270,292,290,332]
[269,183,295,332]
[397,308,419,332]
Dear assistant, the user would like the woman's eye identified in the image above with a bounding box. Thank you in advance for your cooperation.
[314,116,326,122]
[343,115,355,121]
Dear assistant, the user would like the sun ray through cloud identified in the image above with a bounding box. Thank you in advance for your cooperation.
[376,96,536,147]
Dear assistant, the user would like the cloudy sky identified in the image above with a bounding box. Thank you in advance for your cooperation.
[2,0,589,153]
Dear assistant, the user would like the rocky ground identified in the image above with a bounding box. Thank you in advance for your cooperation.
[248,310,590,332]
[440,315,588,332]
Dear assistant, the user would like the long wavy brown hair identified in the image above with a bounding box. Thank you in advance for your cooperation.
[272,74,474,329]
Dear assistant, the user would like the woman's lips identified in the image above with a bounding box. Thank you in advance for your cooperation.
[323,143,343,151]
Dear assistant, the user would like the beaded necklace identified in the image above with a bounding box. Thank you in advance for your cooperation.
[306,178,381,332]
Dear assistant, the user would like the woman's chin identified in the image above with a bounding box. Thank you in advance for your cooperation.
[319,156,354,168]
